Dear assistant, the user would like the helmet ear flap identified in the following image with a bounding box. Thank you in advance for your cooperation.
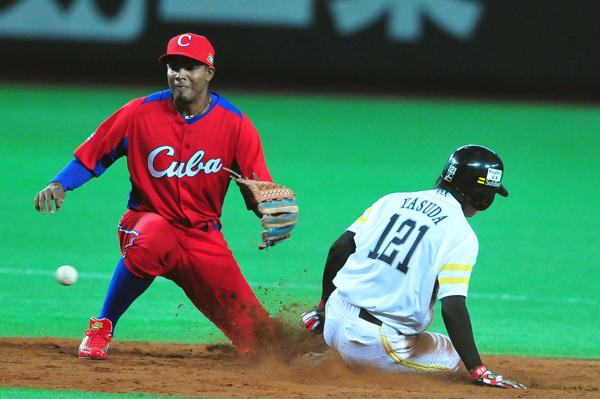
[466,188,496,211]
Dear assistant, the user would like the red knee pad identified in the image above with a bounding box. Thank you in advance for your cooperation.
[118,211,181,278]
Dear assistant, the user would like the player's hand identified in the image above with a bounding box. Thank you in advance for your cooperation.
[471,365,527,389]
[301,301,325,334]
[34,182,65,215]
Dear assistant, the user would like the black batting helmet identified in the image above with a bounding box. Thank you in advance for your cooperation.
[441,145,508,211]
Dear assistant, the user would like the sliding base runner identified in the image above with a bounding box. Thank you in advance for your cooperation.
[301,145,526,389]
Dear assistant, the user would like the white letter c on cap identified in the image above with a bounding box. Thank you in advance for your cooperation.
[178,34,192,47]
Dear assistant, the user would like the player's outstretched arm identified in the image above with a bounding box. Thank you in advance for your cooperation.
[34,182,65,215]
[301,231,356,334]
[34,158,95,215]
[321,231,356,303]
[441,296,526,389]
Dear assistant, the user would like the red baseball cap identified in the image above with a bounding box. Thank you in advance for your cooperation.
[159,33,214,67]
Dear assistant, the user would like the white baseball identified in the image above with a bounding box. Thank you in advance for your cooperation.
[56,265,78,286]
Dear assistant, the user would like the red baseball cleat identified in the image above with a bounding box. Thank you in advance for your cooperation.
[78,317,113,360]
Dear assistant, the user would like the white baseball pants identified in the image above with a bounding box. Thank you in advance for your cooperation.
[324,290,460,373]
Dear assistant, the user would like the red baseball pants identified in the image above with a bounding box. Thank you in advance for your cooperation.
[118,210,270,353]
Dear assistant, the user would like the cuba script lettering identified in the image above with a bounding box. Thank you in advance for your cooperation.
[147,146,223,178]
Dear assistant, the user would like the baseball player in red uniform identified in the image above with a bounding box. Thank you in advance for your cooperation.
[34,33,297,360]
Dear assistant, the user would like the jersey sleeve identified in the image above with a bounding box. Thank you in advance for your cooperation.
[51,158,94,191]
[234,113,273,183]
[347,206,372,239]
[346,195,392,243]
[73,98,142,176]
[437,232,479,300]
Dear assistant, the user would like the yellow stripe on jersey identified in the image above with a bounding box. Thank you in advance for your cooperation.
[356,207,372,225]
[440,263,473,272]
[438,277,470,285]
[379,330,453,372]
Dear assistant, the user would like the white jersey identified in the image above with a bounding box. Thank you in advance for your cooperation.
[333,189,478,335]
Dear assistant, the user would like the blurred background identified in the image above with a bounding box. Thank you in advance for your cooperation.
[1,0,599,361]
[2,0,600,101]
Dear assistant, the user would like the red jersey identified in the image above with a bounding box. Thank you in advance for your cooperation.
[74,90,272,228]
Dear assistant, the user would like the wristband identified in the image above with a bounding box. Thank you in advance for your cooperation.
[470,364,488,379]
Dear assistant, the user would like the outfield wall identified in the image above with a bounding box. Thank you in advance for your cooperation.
[1,1,599,98]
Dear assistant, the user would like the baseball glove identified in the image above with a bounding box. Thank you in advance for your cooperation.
[224,168,298,250]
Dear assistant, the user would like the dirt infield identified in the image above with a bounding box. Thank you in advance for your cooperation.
[0,337,598,398]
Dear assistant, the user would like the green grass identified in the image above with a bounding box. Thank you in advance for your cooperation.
[1,83,599,397]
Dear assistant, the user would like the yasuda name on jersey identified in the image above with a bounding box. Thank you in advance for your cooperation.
[399,197,448,225]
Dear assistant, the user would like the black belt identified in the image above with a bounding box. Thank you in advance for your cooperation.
[359,308,383,326]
